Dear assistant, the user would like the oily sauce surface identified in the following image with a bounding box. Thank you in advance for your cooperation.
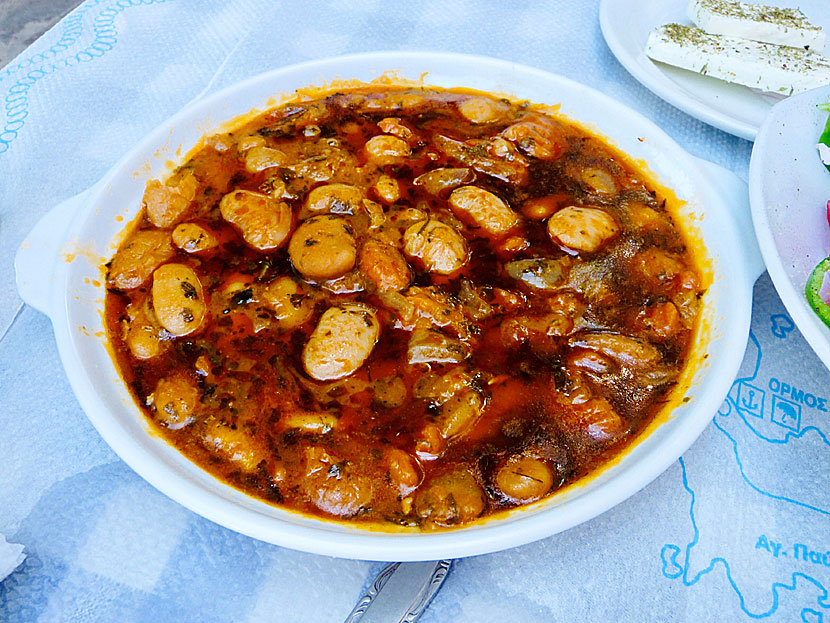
[104,87,703,529]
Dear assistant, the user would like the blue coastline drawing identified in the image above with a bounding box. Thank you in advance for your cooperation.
[661,314,830,620]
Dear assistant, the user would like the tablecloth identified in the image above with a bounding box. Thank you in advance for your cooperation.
[1,1,828,621]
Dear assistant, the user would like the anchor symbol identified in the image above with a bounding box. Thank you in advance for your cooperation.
[742,388,760,411]
[736,381,765,418]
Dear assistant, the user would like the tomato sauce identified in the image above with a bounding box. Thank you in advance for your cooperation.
[104,87,703,529]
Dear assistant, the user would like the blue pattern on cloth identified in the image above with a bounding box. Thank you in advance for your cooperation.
[3,1,828,621]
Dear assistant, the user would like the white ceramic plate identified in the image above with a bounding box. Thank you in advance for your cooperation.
[15,52,763,561]
[750,86,830,368]
[599,0,829,140]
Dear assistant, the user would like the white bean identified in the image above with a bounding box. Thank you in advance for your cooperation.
[108,229,175,290]
[437,390,484,438]
[288,215,357,281]
[456,96,509,124]
[150,374,199,429]
[377,117,413,140]
[500,114,565,160]
[505,257,570,290]
[414,469,485,526]
[581,167,617,194]
[281,410,338,433]
[261,276,315,329]
[407,328,471,365]
[387,448,421,492]
[172,222,218,254]
[568,331,660,368]
[373,174,400,204]
[358,239,411,293]
[202,420,263,471]
[494,456,554,502]
[546,205,619,253]
[303,303,380,381]
[220,189,293,251]
[413,167,475,196]
[365,134,411,166]
[402,219,468,275]
[244,146,288,172]
[142,172,198,228]
[125,299,163,359]
[151,263,206,336]
[305,183,364,215]
[448,185,520,236]
[300,447,372,517]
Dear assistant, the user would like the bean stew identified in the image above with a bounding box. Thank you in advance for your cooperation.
[104,86,704,529]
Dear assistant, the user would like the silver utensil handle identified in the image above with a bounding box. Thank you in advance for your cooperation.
[344,560,452,623]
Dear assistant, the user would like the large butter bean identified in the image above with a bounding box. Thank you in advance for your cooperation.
[358,239,411,292]
[261,276,315,329]
[288,215,356,281]
[365,134,411,166]
[494,456,554,502]
[407,328,471,365]
[500,114,566,160]
[127,321,163,360]
[377,117,413,141]
[581,167,617,194]
[568,331,660,368]
[150,374,200,430]
[305,183,364,215]
[568,397,625,442]
[151,263,206,336]
[202,420,263,472]
[244,145,288,172]
[413,167,475,196]
[303,303,380,380]
[142,172,198,228]
[415,469,485,526]
[547,205,619,253]
[108,229,175,290]
[437,390,484,438]
[219,189,293,251]
[372,174,400,204]
[125,299,164,360]
[387,448,421,492]
[300,447,372,517]
[280,410,338,433]
[448,186,520,236]
[402,219,468,275]
[172,222,218,254]
[456,96,510,124]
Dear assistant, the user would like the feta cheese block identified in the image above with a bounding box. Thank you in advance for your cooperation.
[688,0,825,52]
[819,142,830,167]
[646,24,830,95]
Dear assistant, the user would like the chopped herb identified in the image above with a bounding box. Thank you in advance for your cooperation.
[697,0,819,31]
[231,288,254,306]
[181,281,198,299]
[289,293,306,308]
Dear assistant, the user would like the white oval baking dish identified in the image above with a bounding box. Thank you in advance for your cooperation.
[15,52,764,561]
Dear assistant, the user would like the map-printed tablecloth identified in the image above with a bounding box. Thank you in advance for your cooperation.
[1,1,828,621]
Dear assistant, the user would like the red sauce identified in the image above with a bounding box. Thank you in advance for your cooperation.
[104,87,703,529]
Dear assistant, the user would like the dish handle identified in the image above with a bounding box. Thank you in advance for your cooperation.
[14,188,94,317]
[692,156,766,285]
